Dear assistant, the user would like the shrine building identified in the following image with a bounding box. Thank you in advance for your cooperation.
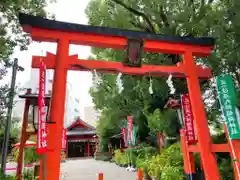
[65,119,96,158]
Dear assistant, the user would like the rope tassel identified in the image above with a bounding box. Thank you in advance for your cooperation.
[166,74,176,95]
[116,72,124,93]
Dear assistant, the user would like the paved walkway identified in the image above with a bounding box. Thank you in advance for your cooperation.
[60,158,137,180]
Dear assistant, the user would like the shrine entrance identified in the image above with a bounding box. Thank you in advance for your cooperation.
[17,13,235,180]
[66,119,96,158]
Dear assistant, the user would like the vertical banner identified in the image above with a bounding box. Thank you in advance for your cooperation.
[181,94,197,144]
[216,75,240,139]
[37,61,48,154]
[122,128,128,147]
[132,126,137,146]
[62,129,67,150]
[127,116,133,145]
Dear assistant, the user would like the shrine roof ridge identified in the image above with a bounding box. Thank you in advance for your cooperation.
[19,13,215,47]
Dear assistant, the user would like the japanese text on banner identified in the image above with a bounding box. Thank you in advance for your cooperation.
[181,94,197,144]
[37,61,48,154]
[216,75,240,139]
[127,116,133,145]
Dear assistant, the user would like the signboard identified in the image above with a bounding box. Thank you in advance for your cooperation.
[216,75,240,139]
[62,129,67,150]
[181,94,197,144]
[37,61,48,154]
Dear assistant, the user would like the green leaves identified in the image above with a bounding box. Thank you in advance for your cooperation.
[147,143,184,179]
[86,0,240,147]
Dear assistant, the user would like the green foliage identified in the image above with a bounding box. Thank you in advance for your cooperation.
[113,149,128,165]
[135,145,158,170]
[0,169,17,179]
[219,158,234,180]
[148,143,184,179]
[11,146,40,164]
[99,137,108,152]
[0,0,55,136]
[21,169,36,180]
[0,168,36,180]
[86,1,240,179]
[144,107,180,139]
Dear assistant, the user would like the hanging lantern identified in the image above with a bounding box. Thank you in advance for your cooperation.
[19,89,51,133]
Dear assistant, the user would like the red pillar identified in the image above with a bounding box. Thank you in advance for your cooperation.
[183,51,220,179]
[88,141,90,157]
[17,98,30,180]
[180,129,195,176]
[46,38,69,180]
[138,168,143,180]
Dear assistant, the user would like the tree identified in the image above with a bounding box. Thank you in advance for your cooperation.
[86,0,240,147]
[0,0,55,127]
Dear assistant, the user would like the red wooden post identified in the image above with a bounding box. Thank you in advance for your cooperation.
[46,39,69,180]
[183,51,220,179]
[138,168,143,180]
[180,129,195,176]
[88,141,90,157]
[16,97,30,180]
[98,173,104,180]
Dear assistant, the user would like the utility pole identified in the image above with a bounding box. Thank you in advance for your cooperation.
[1,58,24,173]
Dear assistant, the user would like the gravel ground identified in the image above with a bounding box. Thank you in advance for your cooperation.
[60,158,137,180]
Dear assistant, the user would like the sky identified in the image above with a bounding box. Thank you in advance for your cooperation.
[3,0,93,115]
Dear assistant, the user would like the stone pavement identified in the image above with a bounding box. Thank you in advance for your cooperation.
[60,158,137,180]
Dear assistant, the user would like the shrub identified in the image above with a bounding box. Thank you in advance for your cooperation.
[22,169,36,180]
[0,170,17,180]
[112,149,128,166]
[11,146,40,164]
[136,145,158,170]
[148,143,184,180]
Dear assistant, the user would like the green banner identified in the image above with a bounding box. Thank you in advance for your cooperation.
[132,126,137,146]
[216,74,240,139]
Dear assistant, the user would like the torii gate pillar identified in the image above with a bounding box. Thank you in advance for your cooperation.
[46,39,69,179]
[184,51,219,179]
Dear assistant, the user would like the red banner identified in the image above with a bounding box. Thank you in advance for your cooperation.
[122,128,128,147]
[181,94,197,144]
[127,116,133,144]
[62,129,67,150]
[37,61,48,154]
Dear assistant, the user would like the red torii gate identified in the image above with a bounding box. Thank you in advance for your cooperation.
[19,13,219,180]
